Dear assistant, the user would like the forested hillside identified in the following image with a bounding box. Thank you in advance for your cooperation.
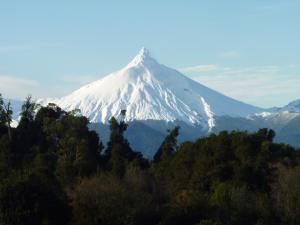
[0,94,299,225]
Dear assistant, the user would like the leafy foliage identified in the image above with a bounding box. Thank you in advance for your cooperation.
[0,94,13,140]
[0,170,70,225]
[0,93,299,225]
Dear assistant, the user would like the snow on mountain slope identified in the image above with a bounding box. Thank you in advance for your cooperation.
[254,111,300,130]
[41,48,263,130]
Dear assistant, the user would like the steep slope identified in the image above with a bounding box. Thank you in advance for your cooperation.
[278,99,300,113]
[42,48,263,131]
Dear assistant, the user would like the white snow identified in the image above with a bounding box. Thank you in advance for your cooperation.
[255,112,273,118]
[11,119,18,128]
[200,97,215,131]
[40,48,263,130]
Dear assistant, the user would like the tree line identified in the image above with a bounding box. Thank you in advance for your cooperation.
[0,94,299,225]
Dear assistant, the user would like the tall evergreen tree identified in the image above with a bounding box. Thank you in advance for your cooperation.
[0,95,13,140]
[105,116,130,176]
[54,114,101,185]
[105,112,142,177]
[105,116,129,158]
[9,96,41,169]
[19,95,36,128]
[0,94,5,125]
[0,94,7,137]
[154,126,180,163]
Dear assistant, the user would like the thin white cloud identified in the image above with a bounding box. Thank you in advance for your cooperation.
[188,65,300,108]
[179,64,218,73]
[0,76,39,99]
[219,50,240,59]
[0,73,100,100]
[0,75,68,100]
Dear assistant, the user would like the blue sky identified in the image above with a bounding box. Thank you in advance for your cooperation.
[0,0,299,107]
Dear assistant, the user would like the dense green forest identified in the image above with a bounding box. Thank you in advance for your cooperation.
[0,94,299,225]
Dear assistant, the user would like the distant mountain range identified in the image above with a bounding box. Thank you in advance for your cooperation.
[7,48,300,157]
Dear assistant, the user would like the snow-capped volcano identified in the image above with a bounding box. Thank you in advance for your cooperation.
[43,48,263,130]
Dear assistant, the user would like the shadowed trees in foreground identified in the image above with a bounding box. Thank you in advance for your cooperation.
[0,94,299,225]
